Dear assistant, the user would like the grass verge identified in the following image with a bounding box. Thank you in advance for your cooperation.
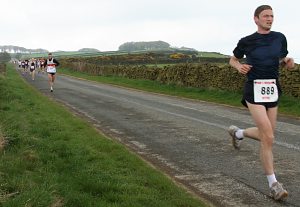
[59,68,300,118]
[0,64,207,206]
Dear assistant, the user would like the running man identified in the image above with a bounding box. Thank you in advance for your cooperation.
[40,58,46,74]
[21,60,26,73]
[45,53,60,92]
[228,5,294,201]
[29,59,36,80]
[24,59,29,72]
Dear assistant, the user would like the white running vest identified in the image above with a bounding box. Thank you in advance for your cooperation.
[46,58,56,73]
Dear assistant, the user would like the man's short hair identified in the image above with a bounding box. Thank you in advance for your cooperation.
[48,52,52,55]
[254,5,272,17]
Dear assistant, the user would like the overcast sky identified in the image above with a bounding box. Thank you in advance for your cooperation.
[1,0,299,61]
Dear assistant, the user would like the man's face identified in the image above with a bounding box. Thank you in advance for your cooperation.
[254,9,273,31]
[48,54,52,59]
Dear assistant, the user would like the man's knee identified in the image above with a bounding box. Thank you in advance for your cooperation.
[261,134,274,147]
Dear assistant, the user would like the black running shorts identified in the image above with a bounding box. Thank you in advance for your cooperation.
[241,80,282,109]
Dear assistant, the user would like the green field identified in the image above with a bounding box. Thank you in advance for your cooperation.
[19,50,229,59]
[198,51,230,58]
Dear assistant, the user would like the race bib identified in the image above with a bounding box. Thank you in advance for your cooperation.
[253,79,278,102]
[47,66,56,73]
[30,66,35,69]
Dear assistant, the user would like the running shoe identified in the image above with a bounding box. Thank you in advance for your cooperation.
[228,125,243,149]
[270,182,288,201]
[50,87,53,92]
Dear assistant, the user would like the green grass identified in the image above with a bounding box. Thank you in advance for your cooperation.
[58,68,300,117]
[0,65,207,206]
[198,52,229,58]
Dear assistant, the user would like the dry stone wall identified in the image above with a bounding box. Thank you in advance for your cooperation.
[60,60,300,97]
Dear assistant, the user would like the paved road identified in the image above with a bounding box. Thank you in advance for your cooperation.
[21,70,300,207]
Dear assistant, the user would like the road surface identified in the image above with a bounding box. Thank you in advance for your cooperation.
[20,70,300,207]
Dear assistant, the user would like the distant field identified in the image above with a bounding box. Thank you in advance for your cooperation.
[198,51,230,58]
[20,50,229,59]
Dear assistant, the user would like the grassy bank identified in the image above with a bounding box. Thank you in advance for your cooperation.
[59,67,300,118]
[0,64,207,206]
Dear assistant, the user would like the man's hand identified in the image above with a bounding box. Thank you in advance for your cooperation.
[237,64,252,75]
[280,57,295,69]
[229,56,252,75]
[283,57,295,69]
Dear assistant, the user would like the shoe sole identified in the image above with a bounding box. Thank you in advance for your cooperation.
[274,191,288,201]
[232,138,240,150]
[228,126,240,150]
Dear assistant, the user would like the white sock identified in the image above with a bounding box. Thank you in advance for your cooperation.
[235,129,244,139]
[267,174,277,188]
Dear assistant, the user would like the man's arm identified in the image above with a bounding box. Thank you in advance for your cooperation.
[229,56,252,75]
[53,59,60,67]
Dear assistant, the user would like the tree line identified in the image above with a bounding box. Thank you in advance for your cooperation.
[0,52,11,63]
[0,45,48,54]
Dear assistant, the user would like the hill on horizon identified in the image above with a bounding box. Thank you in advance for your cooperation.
[118,40,198,53]
[1,41,198,54]
[1,43,230,59]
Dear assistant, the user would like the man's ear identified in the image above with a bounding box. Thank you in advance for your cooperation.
[254,16,258,25]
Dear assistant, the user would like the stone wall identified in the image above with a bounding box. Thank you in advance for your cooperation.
[60,60,300,97]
